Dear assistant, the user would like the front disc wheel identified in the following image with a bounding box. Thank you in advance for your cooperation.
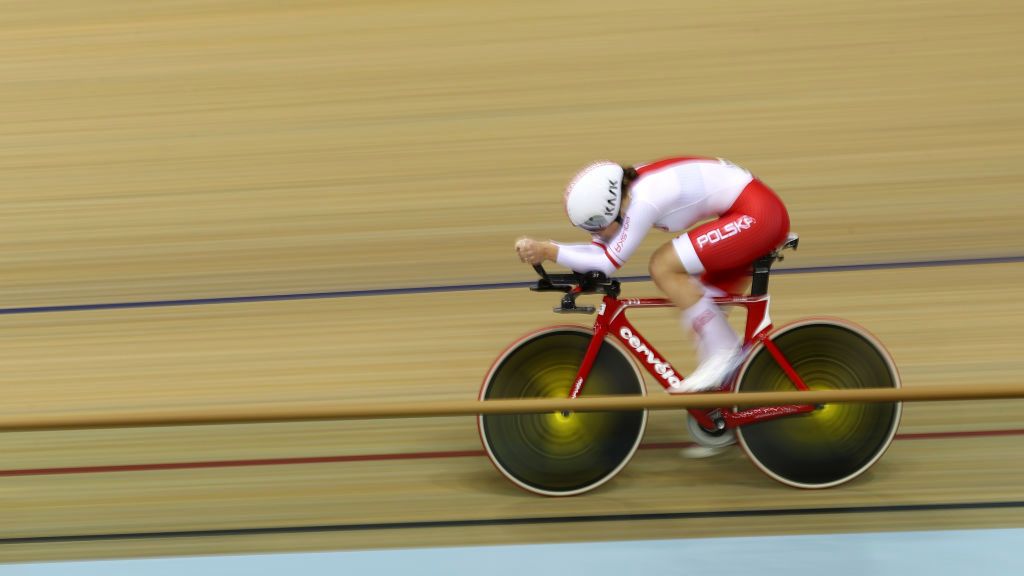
[478,328,647,496]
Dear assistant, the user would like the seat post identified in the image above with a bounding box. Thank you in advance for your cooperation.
[750,255,774,296]
[750,233,797,297]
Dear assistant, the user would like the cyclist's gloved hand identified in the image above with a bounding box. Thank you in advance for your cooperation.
[515,237,555,265]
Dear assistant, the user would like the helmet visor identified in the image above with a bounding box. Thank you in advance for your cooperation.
[578,212,623,233]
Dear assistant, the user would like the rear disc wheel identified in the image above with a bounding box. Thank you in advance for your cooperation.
[735,319,902,488]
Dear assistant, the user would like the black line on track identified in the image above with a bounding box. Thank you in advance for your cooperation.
[4,500,1023,545]
[1,255,1020,315]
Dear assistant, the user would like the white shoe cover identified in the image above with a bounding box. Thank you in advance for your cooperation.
[669,346,742,394]
[681,412,737,458]
[680,444,734,459]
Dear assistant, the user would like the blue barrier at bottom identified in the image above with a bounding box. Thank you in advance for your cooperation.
[3,528,1021,575]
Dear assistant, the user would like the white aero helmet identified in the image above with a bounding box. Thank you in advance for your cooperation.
[564,161,624,231]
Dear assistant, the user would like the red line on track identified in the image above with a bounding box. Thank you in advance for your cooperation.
[1,429,1021,478]
[894,428,1024,440]
[0,450,485,477]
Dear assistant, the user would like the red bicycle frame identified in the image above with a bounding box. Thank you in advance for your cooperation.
[568,291,817,429]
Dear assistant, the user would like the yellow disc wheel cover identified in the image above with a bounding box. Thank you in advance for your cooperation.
[481,330,645,495]
[737,322,900,487]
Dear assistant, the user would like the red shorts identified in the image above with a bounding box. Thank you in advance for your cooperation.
[672,179,790,294]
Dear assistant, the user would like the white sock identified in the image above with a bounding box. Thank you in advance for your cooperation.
[682,294,740,362]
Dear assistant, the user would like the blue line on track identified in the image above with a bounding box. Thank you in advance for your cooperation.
[5,529,1024,575]
[1,500,1021,545]
[1,255,1020,316]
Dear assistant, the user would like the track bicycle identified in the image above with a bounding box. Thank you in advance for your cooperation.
[477,233,902,496]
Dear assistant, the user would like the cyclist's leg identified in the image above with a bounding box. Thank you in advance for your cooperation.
[681,179,790,275]
[648,242,702,309]
[701,268,752,298]
[649,243,740,393]
[655,179,790,393]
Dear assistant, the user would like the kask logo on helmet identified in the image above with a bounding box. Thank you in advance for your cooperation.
[565,162,622,230]
[582,180,619,230]
[604,179,618,216]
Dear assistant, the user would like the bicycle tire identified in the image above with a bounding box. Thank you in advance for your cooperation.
[478,327,647,496]
[734,319,902,488]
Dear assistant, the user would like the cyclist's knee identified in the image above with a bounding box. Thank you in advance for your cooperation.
[649,243,687,284]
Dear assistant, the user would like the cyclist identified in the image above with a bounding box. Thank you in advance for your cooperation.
[515,157,790,396]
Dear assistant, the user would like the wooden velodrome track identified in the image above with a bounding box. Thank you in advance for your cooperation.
[1,0,1022,563]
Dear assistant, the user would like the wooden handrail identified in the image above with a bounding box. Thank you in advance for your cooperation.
[0,383,1020,431]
